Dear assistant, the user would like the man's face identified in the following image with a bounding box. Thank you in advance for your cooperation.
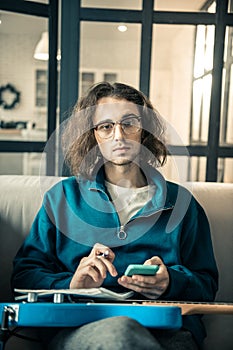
[93,97,142,166]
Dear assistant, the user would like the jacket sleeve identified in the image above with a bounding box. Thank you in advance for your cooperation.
[162,197,218,301]
[11,199,73,292]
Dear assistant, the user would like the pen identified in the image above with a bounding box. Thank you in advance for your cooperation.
[97,250,109,258]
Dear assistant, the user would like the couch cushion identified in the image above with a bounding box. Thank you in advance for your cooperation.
[0,175,62,301]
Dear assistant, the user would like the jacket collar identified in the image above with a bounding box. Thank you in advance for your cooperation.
[77,164,174,211]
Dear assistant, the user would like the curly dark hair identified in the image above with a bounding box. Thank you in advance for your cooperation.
[62,82,167,178]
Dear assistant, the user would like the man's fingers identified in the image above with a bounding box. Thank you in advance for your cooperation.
[144,256,163,266]
[95,256,118,277]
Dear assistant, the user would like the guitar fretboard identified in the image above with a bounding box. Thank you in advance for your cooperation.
[142,301,233,315]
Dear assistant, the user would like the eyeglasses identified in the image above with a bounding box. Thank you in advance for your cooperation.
[94,115,141,139]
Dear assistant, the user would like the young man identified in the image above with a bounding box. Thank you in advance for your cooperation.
[12,82,218,349]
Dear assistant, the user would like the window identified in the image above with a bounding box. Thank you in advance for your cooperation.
[1,0,232,181]
[81,72,95,95]
[35,69,48,107]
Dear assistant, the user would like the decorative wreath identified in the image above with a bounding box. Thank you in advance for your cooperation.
[0,84,20,110]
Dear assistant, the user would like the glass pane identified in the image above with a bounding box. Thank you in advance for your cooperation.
[0,152,46,175]
[220,27,233,146]
[0,11,48,141]
[193,25,215,77]
[80,22,141,96]
[218,158,233,183]
[80,72,95,95]
[81,0,142,10]
[154,0,216,12]
[191,25,215,145]
[190,156,206,181]
[158,155,190,183]
[158,155,206,182]
[0,128,46,142]
[150,25,196,145]
[103,73,118,84]
[228,0,233,13]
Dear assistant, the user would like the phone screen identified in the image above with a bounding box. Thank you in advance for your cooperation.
[124,264,159,276]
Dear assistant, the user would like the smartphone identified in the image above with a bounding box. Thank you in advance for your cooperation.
[124,264,159,277]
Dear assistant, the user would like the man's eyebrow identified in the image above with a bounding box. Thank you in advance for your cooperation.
[93,118,113,127]
[95,118,113,125]
[94,113,140,126]
[121,113,140,119]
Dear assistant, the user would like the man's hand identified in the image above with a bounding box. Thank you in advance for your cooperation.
[70,243,118,289]
[118,256,169,299]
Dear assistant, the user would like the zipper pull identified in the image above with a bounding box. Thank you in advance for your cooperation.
[117,225,127,240]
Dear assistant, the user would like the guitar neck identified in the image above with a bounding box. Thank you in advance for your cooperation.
[142,301,233,315]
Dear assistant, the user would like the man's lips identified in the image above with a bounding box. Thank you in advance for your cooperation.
[113,146,130,152]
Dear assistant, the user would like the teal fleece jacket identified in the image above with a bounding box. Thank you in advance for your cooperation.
[12,167,218,346]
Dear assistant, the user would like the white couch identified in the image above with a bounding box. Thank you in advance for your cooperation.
[0,175,232,350]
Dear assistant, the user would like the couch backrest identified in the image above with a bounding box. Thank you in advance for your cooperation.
[187,182,233,350]
[0,175,62,301]
[185,181,233,302]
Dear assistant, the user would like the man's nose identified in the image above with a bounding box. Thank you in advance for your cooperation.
[113,123,124,140]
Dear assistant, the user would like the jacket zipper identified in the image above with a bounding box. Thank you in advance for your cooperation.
[89,187,173,240]
[117,206,174,240]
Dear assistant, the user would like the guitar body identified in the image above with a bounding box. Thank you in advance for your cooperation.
[0,302,182,329]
